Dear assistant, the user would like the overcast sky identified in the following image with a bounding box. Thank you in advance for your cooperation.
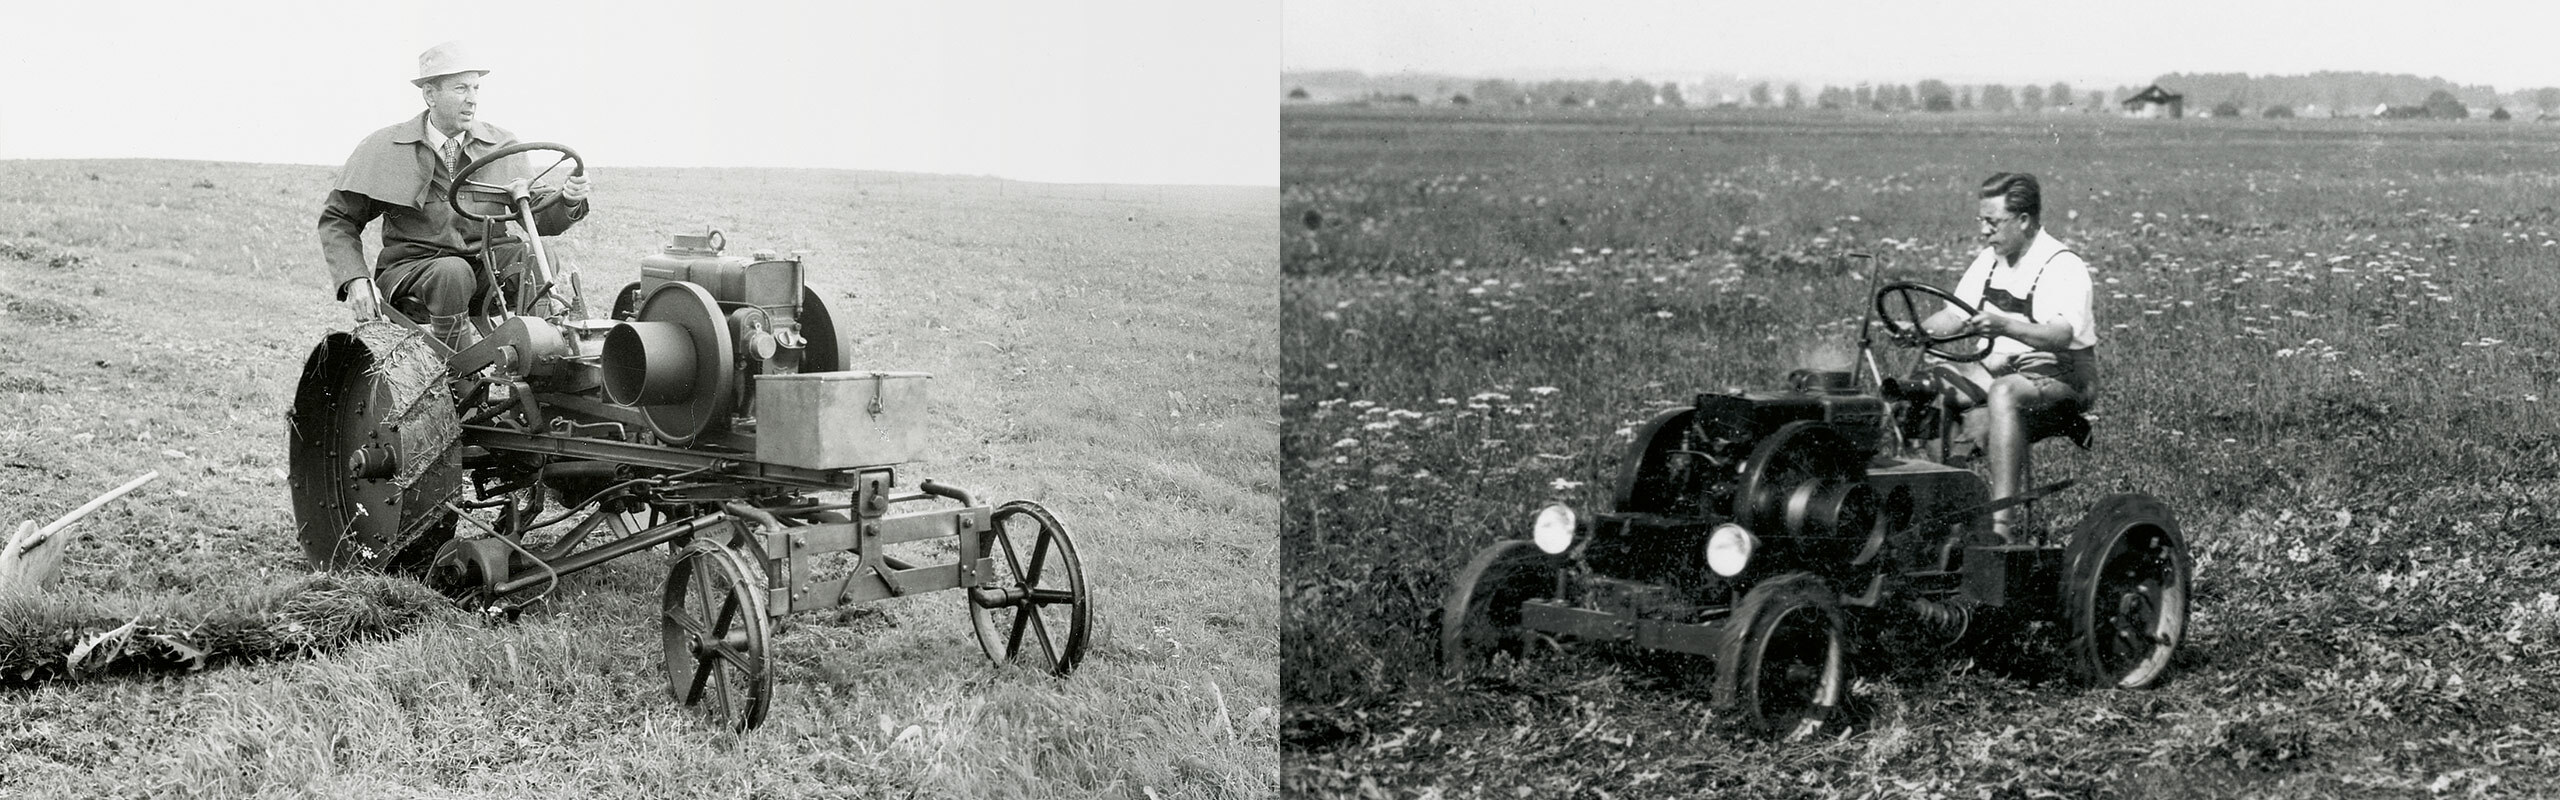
[2,0,1276,186]
[1284,0,2560,92]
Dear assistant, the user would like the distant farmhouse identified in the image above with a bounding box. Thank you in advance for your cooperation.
[2120,85,2184,118]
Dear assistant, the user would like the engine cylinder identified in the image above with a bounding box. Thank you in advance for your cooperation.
[601,320,698,406]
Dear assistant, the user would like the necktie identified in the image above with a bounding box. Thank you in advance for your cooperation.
[442,137,463,176]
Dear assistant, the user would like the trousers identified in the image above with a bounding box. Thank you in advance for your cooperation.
[376,241,530,321]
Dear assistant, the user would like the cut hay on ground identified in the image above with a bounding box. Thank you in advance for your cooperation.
[0,573,447,685]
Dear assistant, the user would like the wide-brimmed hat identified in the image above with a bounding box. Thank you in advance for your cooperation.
[411,40,491,86]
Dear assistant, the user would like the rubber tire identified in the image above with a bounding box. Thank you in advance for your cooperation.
[2061,493,2190,689]
[1439,540,1559,680]
[1714,572,1849,740]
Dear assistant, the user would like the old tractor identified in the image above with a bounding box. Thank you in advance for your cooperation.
[287,143,1092,730]
[1438,274,2191,740]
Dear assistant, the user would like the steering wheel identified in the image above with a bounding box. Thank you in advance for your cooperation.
[447,141,585,225]
[1873,281,1993,362]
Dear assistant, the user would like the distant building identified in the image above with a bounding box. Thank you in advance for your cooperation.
[2120,85,2184,119]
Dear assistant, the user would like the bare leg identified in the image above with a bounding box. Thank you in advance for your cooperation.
[1985,376,2030,539]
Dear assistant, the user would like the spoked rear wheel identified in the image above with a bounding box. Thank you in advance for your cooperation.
[970,500,1092,676]
[1715,572,1849,740]
[661,539,773,731]
[2062,493,2190,688]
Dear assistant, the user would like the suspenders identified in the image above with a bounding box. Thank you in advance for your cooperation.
[1981,247,2071,321]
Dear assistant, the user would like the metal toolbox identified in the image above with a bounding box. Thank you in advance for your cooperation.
[753,371,932,469]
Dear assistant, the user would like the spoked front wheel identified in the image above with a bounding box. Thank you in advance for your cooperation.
[661,539,773,731]
[969,500,1093,676]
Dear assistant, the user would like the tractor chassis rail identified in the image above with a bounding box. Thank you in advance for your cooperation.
[463,425,846,490]
[1519,600,1726,656]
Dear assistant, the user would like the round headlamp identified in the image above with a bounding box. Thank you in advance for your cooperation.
[1707,523,1756,577]
[1531,504,1578,555]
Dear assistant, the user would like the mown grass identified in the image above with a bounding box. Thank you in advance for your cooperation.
[1282,108,2560,797]
[0,157,1274,798]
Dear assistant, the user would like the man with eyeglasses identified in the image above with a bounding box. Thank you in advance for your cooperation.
[1917,171,2099,537]
[318,40,594,348]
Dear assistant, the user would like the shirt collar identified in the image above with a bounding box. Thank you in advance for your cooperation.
[422,116,467,151]
[2008,228,2066,269]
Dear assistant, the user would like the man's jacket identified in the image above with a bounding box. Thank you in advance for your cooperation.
[317,111,588,299]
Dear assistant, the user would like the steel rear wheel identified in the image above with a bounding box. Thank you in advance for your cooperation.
[970,501,1092,676]
[662,539,773,731]
[1439,539,1558,680]
[2063,493,2190,688]
[1716,572,1848,740]
[286,322,464,572]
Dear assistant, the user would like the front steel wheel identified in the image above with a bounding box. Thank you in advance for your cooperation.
[970,501,1093,676]
[662,539,773,731]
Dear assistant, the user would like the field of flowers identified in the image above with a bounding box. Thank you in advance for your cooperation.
[1281,108,2560,797]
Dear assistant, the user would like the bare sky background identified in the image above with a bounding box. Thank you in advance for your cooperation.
[1284,0,2560,92]
[3,0,1277,186]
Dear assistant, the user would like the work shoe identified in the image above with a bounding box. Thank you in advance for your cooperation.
[429,313,480,351]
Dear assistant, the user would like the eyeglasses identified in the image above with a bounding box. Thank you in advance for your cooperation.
[1978,214,2020,228]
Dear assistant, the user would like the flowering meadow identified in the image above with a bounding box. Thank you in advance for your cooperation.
[1282,108,2560,797]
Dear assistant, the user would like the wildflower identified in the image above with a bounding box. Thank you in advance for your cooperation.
[1470,392,1512,403]
[1331,438,1360,449]
[1362,420,1398,432]
[1549,478,1584,491]
[1528,386,1561,396]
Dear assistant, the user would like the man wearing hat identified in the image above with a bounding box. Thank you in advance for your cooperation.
[318,40,594,346]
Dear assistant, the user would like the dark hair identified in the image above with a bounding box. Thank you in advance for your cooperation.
[1978,172,2041,221]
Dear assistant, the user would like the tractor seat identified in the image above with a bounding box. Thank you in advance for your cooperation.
[2022,402,2095,450]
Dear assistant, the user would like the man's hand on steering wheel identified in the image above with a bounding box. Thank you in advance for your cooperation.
[1873,281,1995,363]
[447,141,587,225]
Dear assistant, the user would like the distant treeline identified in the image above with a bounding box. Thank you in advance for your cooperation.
[2146,71,2553,115]
[1283,70,2560,117]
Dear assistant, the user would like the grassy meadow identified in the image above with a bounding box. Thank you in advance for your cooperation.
[1282,108,2560,797]
[0,158,1275,798]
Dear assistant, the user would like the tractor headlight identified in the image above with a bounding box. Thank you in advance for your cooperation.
[1531,504,1578,555]
[1707,523,1756,577]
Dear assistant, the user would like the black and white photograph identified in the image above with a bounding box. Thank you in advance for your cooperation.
[0,2,1275,797]
[1282,1,2560,796]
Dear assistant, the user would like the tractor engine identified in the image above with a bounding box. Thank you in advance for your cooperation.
[1689,369,1886,540]
[596,231,857,446]
[1595,370,1891,583]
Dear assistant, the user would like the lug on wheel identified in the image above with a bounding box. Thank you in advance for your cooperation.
[2062,493,2190,689]
[662,539,773,731]
[1715,572,1849,740]
[1438,540,1558,680]
[970,500,1092,676]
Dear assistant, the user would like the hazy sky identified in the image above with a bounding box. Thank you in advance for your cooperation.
[1284,0,2560,92]
[2,0,1277,186]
